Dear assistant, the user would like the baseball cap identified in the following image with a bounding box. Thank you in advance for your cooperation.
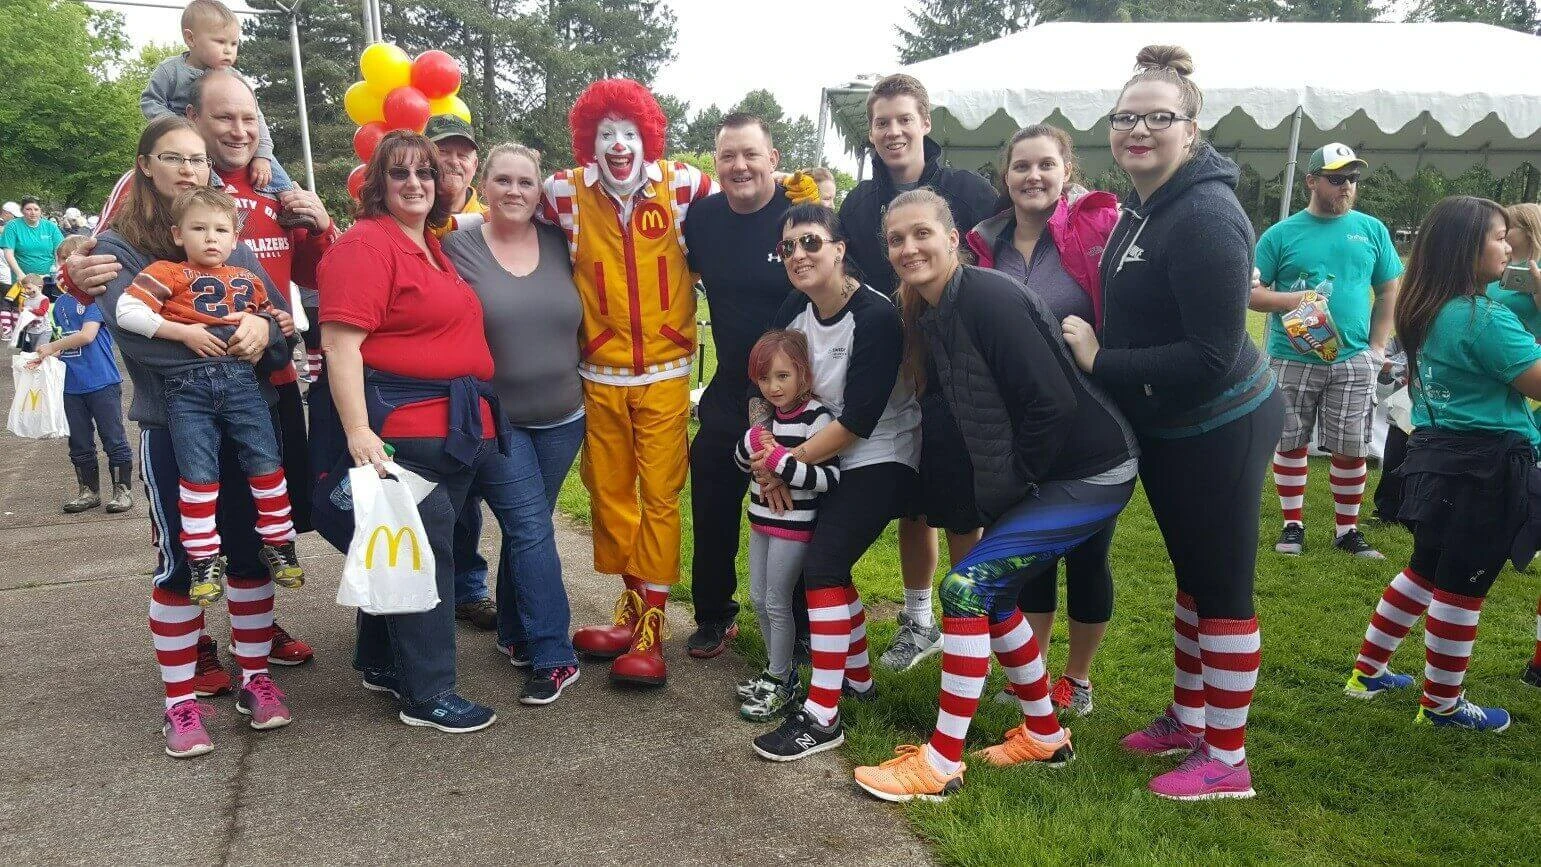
[1307,143,1368,175]
[2,202,19,217]
[424,115,477,149]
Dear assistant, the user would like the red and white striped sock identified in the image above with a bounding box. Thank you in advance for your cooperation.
[178,479,221,560]
[844,584,873,692]
[248,470,296,546]
[641,582,669,611]
[1199,616,1261,766]
[927,616,991,773]
[0,310,15,335]
[226,577,274,686]
[1421,588,1483,714]
[803,586,851,726]
[989,609,1065,742]
[1171,591,1205,734]
[1330,455,1367,537]
[1273,447,1308,527]
[1532,597,1541,668]
[150,587,205,710]
[304,350,324,382]
[1354,569,1433,676]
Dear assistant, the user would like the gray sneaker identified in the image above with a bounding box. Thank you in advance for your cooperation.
[879,612,942,672]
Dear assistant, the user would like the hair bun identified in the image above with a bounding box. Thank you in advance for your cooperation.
[1135,44,1194,76]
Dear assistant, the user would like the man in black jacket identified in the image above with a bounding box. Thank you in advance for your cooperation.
[837,74,997,672]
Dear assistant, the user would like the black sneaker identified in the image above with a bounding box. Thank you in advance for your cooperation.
[455,598,498,631]
[842,681,877,702]
[259,541,305,588]
[686,620,739,659]
[188,555,228,607]
[399,693,496,733]
[360,669,401,699]
[752,707,844,762]
[500,642,531,668]
[1274,523,1305,556]
[1333,528,1385,559]
[1523,661,1541,688]
[520,665,580,706]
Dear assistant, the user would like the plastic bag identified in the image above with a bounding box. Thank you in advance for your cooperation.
[336,461,440,614]
[7,354,69,439]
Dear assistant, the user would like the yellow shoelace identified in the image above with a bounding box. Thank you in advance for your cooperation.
[631,607,669,653]
[612,589,645,627]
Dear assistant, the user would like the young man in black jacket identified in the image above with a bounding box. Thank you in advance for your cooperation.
[837,74,997,672]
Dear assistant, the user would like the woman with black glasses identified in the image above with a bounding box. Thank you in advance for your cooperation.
[749,203,921,763]
[1059,45,1282,802]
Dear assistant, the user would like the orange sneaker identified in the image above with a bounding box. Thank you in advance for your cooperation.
[854,745,964,803]
[974,723,1075,768]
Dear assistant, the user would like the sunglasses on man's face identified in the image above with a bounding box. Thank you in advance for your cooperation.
[387,166,438,182]
[777,233,834,258]
[1319,173,1360,187]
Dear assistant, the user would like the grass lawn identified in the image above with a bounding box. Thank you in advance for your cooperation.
[556,306,1541,864]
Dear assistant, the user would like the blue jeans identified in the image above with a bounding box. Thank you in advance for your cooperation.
[354,436,486,705]
[163,362,281,484]
[63,383,132,469]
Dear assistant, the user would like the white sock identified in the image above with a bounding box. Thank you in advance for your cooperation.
[924,742,961,775]
[904,588,935,630]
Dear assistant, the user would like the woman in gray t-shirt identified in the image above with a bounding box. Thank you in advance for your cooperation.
[441,143,584,704]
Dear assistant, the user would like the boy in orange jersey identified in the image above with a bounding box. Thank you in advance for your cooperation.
[118,187,302,608]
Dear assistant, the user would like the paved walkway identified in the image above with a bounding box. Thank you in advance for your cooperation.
[0,355,932,865]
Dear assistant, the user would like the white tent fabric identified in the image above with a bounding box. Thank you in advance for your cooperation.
[826,21,1541,180]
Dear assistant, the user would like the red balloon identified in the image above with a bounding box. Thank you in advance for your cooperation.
[410,50,462,101]
[353,121,387,163]
[382,86,431,132]
[347,164,367,200]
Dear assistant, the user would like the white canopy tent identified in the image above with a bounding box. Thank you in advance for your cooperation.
[823,21,1541,218]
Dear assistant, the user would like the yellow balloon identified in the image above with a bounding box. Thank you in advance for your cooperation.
[359,42,411,93]
[344,80,385,126]
[429,94,472,123]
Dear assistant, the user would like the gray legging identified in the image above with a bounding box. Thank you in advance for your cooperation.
[748,530,809,680]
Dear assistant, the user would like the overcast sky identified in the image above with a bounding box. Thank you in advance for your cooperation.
[105,0,907,167]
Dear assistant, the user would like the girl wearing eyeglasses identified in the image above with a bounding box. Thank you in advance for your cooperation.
[749,203,921,763]
[317,130,509,735]
[1059,44,1283,801]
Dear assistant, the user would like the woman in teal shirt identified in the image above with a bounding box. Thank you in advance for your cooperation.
[1,197,65,291]
[1344,196,1541,733]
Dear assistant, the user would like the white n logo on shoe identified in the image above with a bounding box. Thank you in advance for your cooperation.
[795,734,818,751]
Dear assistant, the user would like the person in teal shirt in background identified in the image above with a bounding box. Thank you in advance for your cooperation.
[1250,143,1402,561]
[1,197,65,294]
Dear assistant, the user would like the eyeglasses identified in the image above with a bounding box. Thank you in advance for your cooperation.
[386,166,438,182]
[776,233,834,258]
[1108,111,1193,131]
[1317,173,1360,187]
[153,153,210,169]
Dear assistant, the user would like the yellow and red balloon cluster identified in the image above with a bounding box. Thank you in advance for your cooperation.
[344,44,470,200]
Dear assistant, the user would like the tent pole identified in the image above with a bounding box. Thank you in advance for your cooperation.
[816,87,830,167]
[857,147,867,185]
[282,2,316,191]
[1279,106,1303,222]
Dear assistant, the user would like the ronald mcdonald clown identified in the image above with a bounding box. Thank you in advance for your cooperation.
[542,79,716,686]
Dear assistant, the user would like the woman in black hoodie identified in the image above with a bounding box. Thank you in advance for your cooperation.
[851,189,1139,803]
[1060,45,1283,802]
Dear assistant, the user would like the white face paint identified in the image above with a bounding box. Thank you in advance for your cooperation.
[595,115,645,194]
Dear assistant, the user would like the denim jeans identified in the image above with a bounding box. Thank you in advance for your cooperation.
[63,382,132,469]
[163,362,282,485]
[353,436,486,705]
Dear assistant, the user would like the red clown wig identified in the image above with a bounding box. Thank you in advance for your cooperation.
[569,78,668,166]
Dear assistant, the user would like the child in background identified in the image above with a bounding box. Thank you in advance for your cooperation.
[29,235,135,514]
[733,330,842,721]
[116,187,301,607]
[141,0,293,192]
[12,275,52,352]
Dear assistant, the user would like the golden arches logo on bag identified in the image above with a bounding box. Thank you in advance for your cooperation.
[24,389,41,411]
[364,525,423,570]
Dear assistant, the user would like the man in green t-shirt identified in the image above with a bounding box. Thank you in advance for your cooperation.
[1249,144,1403,561]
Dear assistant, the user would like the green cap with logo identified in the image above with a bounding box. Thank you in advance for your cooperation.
[1307,142,1367,175]
[424,115,477,149]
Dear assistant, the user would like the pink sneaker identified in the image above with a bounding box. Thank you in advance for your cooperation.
[236,674,293,730]
[163,700,214,758]
[1120,709,1201,756]
[1148,747,1255,801]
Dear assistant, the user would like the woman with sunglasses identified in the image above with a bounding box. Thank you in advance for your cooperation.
[750,204,921,763]
[317,130,508,734]
[1059,45,1282,801]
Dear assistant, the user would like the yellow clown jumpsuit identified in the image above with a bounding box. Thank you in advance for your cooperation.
[543,160,715,586]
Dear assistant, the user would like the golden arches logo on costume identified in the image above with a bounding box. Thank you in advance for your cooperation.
[24,389,41,411]
[635,201,670,240]
[364,525,423,570]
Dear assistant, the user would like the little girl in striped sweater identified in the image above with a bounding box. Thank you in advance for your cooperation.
[734,329,841,721]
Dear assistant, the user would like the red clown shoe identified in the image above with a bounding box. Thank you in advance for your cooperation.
[573,588,645,659]
[610,606,668,686]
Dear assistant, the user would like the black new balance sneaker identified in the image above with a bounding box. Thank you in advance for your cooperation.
[752,708,844,762]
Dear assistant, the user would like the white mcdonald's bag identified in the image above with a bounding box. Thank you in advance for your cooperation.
[337,461,440,615]
[7,353,69,439]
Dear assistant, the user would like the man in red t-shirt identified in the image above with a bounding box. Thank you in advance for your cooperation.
[67,70,335,677]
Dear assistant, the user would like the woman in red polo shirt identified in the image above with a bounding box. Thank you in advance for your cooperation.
[318,130,504,734]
